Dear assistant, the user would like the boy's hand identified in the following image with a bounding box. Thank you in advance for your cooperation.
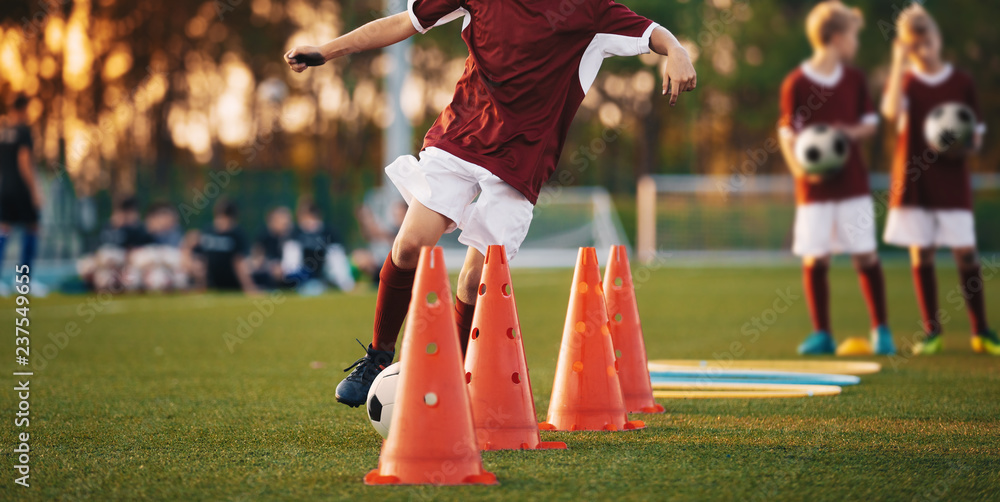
[285,46,326,73]
[891,39,909,64]
[662,46,697,106]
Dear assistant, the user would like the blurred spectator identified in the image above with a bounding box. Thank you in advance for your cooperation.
[283,198,354,292]
[126,201,187,292]
[251,206,293,289]
[0,94,42,297]
[189,200,258,294]
[78,197,155,292]
[99,197,154,249]
[145,201,183,247]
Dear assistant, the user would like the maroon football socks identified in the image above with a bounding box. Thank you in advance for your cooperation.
[371,255,416,352]
[857,262,888,329]
[912,264,940,335]
[454,296,476,355]
[958,264,989,335]
[803,262,831,333]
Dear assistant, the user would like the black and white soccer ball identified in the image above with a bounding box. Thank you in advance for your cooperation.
[794,124,850,177]
[366,362,401,439]
[924,102,976,155]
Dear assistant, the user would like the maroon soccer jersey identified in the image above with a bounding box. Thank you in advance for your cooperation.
[889,65,984,210]
[779,63,877,205]
[407,0,657,204]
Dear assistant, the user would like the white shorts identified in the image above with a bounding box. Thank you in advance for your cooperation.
[793,195,877,257]
[883,207,976,249]
[385,147,534,260]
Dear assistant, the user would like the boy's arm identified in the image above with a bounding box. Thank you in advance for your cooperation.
[881,40,908,124]
[285,12,417,72]
[777,76,808,179]
[778,130,808,179]
[649,27,697,106]
[839,122,877,142]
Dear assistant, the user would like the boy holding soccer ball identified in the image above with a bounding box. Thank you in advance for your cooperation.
[881,4,996,355]
[778,1,895,355]
[284,1,697,406]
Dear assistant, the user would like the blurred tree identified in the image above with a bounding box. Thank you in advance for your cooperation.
[1,0,996,203]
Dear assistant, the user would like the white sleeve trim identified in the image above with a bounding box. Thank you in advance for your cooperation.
[578,22,660,94]
[638,23,659,55]
[407,0,468,34]
[976,123,987,135]
[407,0,428,33]
[860,112,880,127]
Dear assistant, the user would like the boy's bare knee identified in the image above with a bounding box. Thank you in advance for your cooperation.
[852,252,879,269]
[456,269,481,303]
[954,247,979,269]
[391,236,424,269]
[456,248,485,303]
[803,255,830,267]
[910,246,935,267]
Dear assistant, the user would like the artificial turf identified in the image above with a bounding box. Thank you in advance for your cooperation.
[1,260,998,501]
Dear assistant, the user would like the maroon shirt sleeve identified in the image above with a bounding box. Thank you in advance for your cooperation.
[408,0,464,33]
[593,0,655,37]
[778,73,799,132]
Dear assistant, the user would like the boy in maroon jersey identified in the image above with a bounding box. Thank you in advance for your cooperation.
[881,4,996,355]
[777,1,895,356]
[285,0,697,406]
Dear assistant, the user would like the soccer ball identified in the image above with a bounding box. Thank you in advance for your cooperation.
[794,124,849,177]
[924,102,976,155]
[366,362,401,439]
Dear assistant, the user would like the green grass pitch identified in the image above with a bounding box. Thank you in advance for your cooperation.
[1,262,998,500]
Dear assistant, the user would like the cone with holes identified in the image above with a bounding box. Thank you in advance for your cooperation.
[365,246,496,486]
[540,247,645,432]
[603,245,665,414]
[464,245,567,451]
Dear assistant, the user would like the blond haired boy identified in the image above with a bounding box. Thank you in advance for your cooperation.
[778,1,894,355]
[881,4,995,355]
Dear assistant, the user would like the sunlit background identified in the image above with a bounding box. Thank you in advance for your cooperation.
[2,0,998,258]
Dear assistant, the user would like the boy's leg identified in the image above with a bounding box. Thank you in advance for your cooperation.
[799,255,836,355]
[21,224,38,274]
[852,251,894,354]
[793,201,836,354]
[371,199,451,351]
[803,255,832,334]
[335,200,450,407]
[852,252,888,329]
[0,223,8,269]
[910,246,940,335]
[0,224,8,296]
[954,247,989,336]
[454,247,485,355]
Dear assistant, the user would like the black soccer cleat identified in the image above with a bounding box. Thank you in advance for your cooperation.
[335,340,394,407]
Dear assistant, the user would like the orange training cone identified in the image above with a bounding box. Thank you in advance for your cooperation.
[540,247,645,432]
[603,245,665,414]
[365,246,497,486]
[465,245,567,451]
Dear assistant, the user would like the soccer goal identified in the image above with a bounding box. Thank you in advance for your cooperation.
[635,173,1000,263]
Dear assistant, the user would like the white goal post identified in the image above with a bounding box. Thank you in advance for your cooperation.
[636,173,1000,263]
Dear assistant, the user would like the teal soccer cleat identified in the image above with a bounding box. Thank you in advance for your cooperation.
[798,331,836,355]
[870,325,896,356]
